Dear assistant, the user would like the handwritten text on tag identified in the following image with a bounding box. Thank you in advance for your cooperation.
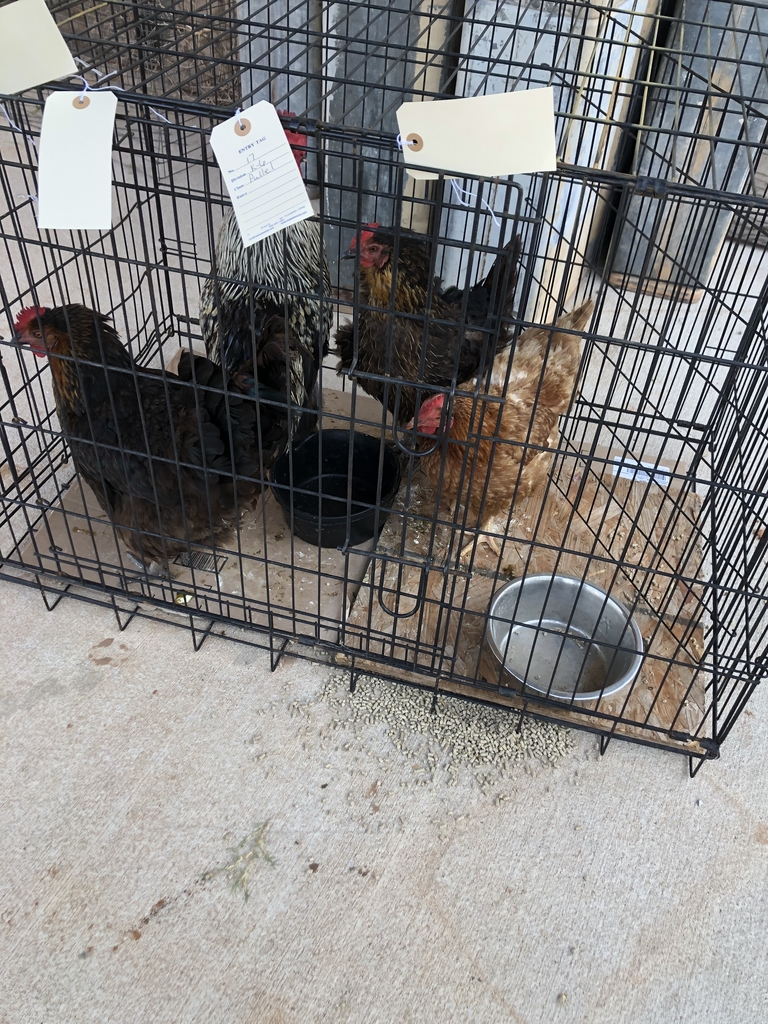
[0,0,76,96]
[209,102,314,247]
[37,91,117,231]
[396,88,557,180]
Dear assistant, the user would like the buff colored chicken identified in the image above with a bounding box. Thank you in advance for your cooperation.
[409,300,595,561]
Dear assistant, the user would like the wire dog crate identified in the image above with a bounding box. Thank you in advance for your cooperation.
[2,1,768,773]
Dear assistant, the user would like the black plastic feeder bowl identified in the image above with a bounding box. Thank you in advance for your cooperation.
[270,430,401,548]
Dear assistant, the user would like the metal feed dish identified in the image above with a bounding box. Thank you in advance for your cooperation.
[486,574,644,702]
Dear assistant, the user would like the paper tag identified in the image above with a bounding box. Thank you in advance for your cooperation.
[0,0,77,96]
[396,88,557,180]
[209,102,314,247]
[611,457,671,488]
[37,91,117,231]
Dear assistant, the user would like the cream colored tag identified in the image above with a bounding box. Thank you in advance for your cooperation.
[209,101,314,247]
[396,88,557,180]
[37,91,117,231]
[0,0,76,95]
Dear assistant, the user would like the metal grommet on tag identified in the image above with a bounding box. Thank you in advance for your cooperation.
[73,95,90,109]
[406,133,423,152]
[234,118,251,137]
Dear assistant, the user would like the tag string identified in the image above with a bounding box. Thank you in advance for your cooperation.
[148,107,172,124]
[79,62,177,128]
[234,107,246,130]
[0,103,23,133]
[0,102,38,151]
[74,76,109,101]
[450,179,501,228]
[398,134,501,227]
[73,73,125,103]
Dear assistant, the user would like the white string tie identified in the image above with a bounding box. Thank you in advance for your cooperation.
[234,107,245,129]
[73,75,125,103]
[148,107,173,124]
[0,102,23,133]
[450,178,501,228]
[1,102,38,151]
[396,133,417,151]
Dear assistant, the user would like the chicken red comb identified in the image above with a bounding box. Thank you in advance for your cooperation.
[14,305,46,330]
[277,110,307,168]
[349,223,380,251]
[420,393,445,413]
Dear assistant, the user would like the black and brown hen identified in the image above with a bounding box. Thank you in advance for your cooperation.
[15,304,260,565]
[335,225,521,423]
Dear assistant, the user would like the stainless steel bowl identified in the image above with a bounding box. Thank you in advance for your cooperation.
[486,574,643,702]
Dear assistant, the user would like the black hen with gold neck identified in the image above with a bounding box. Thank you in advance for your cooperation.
[14,303,260,566]
[336,226,522,424]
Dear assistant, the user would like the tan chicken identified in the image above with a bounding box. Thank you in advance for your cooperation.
[408,300,595,561]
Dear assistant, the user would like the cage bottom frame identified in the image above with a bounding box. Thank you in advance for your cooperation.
[3,413,717,776]
[0,565,718,778]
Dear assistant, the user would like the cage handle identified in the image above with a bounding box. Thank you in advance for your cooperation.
[376,561,427,619]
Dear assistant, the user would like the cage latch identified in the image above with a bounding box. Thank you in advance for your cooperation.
[634,176,667,199]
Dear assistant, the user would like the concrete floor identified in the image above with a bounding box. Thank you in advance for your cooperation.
[1,580,766,1024]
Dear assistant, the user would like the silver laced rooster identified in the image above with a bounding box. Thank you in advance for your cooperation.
[199,114,331,459]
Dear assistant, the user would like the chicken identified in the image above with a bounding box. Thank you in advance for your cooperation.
[335,225,521,424]
[14,304,260,567]
[408,300,595,561]
[199,115,331,444]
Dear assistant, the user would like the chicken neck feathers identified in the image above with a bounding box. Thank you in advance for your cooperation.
[199,214,329,382]
[199,212,331,428]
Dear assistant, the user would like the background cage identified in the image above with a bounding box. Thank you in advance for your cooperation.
[2,0,768,774]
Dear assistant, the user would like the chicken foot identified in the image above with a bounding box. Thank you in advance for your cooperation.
[459,515,504,565]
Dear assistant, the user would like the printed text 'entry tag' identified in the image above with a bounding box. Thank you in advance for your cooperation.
[209,102,314,247]
[37,91,117,231]
[396,88,557,180]
[0,0,76,96]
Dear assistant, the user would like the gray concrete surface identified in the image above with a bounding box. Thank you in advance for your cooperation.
[1,580,766,1024]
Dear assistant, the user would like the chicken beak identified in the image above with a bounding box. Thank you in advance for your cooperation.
[12,331,46,358]
[340,248,356,262]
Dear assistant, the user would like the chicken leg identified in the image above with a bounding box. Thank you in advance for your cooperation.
[459,514,504,565]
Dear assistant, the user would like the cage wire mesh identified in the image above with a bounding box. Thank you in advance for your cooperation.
[2,0,768,771]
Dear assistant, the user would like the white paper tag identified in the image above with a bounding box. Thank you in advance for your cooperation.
[37,91,117,231]
[396,88,557,180]
[209,102,314,247]
[611,457,671,488]
[0,0,77,96]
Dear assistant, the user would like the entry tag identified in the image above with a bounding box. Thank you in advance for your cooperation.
[209,101,314,247]
[0,0,77,95]
[37,91,117,231]
[396,88,557,180]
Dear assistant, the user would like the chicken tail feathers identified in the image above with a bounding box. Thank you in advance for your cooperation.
[176,351,260,486]
[447,233,523,387]
[477,233,522,323]
[513,299,595,414]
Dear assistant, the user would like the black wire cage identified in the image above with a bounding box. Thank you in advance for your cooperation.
[2,0,768,774]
